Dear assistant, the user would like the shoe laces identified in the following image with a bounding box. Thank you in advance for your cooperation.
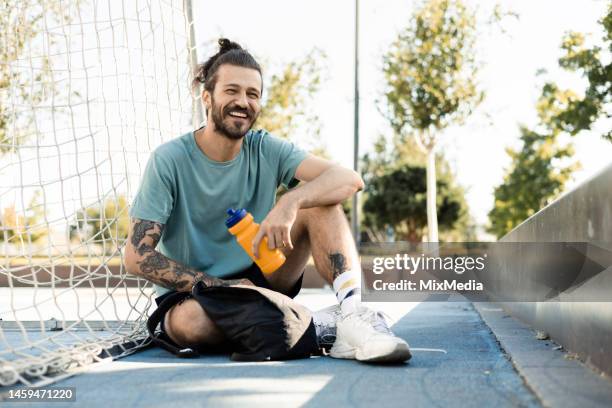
[355,308,393,335]
[313,304,341,327]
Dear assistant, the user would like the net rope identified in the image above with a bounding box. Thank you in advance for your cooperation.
[0,0,196,390]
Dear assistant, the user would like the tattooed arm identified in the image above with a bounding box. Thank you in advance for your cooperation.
[124,218,251,292]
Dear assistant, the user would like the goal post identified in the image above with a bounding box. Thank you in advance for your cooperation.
[0,0,197,389]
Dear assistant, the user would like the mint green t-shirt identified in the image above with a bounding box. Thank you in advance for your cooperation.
[129,129,308,296]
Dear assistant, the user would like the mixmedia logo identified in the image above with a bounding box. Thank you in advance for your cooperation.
[371,253,488,275]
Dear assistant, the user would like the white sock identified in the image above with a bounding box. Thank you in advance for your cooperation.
[332,269,361,315]
[339,294,360,315]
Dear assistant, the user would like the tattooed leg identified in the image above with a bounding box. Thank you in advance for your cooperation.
[297,205,359,285]
[329,252,348,280]
[291,205,361,313]
[261,204,360,296]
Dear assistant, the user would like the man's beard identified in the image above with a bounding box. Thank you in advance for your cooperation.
[210,98,258,140]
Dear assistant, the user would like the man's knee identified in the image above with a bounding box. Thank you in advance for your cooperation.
[164,298,225,348]
[299,204,345,225]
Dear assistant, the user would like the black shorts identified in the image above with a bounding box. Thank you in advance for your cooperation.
[154,263,304,334]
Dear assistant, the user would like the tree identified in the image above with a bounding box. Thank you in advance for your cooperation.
[488,79,580,238]
[487,5,610,238]
[543,5,611,141]
[1,1,76,155]
[382,0,484,242]
[363,164,465,242]
[361,134,473,242]
[256,50,331,202]
[256,48,327,156]
[487,127,578,238]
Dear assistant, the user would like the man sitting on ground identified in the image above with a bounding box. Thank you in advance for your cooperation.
[125,38,411,363]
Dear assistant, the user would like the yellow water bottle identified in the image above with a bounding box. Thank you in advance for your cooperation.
[226,208,286,274]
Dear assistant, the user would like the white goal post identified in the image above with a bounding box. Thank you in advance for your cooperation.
[0,0,198,389]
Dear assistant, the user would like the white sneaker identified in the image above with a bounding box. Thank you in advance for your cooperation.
[330,307,411,363]
[312,304,342,349]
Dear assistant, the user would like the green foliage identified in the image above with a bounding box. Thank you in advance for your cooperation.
[487,127,579,238]
[257,49,326,144]
[361,135,473,242]
[260,50,330,202]
[487,81,581,238]
[544,5,611,141]
[70,195,130,253]
[363,164,464,242]
[487,4,610,238]
[0,191,47,243]
[381,0,484,241]
[382,0,484,143]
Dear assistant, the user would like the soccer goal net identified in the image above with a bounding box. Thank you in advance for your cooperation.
[0,0,197,390]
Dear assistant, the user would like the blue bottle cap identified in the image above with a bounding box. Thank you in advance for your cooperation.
[225,208,248,228]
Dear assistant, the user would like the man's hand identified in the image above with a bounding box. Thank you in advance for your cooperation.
[252,196,300,258]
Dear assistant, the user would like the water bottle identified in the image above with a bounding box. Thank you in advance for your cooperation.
[226,208,286,274]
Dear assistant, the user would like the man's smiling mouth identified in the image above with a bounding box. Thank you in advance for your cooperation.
[228,111,248,119]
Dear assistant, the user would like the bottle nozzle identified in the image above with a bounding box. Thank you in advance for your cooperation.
[225,208,247,228]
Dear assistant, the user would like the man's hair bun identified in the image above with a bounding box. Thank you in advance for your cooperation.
[218,38,242,54]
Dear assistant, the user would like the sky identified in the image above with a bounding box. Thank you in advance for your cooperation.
[193,0,612,234]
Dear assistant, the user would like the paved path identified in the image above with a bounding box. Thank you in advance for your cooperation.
[3,290,612,407]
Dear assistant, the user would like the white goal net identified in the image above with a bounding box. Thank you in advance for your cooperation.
[0,0,196,390]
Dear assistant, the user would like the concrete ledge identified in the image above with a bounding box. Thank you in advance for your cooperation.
[475,302,612,408]
[496,163,612,376]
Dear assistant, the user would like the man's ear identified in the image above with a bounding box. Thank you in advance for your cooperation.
[204,89,213,108]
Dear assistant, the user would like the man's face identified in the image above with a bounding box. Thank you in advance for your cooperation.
[205,64,262,140]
